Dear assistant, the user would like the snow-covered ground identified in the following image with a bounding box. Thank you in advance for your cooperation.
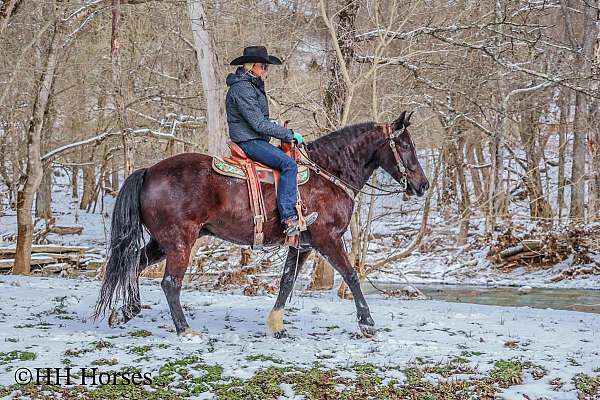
[0,275,599,399]
[1,165,599,398]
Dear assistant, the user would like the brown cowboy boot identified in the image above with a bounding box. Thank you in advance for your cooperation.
[282,212,318,236]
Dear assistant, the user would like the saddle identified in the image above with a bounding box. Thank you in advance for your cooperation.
[211,141,310,249]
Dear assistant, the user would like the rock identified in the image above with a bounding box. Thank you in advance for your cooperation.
[518,285,533,294]
[403,285,420,296]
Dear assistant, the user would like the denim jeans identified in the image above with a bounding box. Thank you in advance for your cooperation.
[237,139,298,221]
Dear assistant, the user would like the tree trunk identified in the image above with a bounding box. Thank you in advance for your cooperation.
[111,0,134,176]
[71,166,79,199]
[14,21,61,275]
[187,0,227,156]
[591,127,600,221]
[570,90,588,221]
[308,255,334,290]
[313,0,360,290]
[440,142,458,219]
[465,140,484,206]
[0,0,23,35]
[455,136,471,245]
[519,104,553,223]
[35,168,52,220]
[79,150,97,210]
[35,97,56,221]
[323,0,359,129]
[588,1,600,221]
[486,97,508,232]
[557,91,568,221]
[111,156,120,192]
[561,0,596,222]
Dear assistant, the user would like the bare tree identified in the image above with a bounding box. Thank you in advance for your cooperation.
[187,0,227,156]
[14,17,62,275]
[111,0,134,175]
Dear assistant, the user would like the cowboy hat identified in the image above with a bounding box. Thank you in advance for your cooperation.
[229,46,282,65]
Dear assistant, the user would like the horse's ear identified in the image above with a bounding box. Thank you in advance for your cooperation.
[405,111,414,127]
[392,111,406,131]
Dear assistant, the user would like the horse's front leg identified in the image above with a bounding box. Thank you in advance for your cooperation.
[316,237,375,338]
[267,247,312,338]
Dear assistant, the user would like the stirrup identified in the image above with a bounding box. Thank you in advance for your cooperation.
[302,212,318,229]
[283,212,318,236]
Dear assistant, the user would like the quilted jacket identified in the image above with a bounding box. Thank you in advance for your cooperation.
[225,67,294,144]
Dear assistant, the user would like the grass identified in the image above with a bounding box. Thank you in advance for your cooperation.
[0,350,36,364]
[245,354,285,364]
[129,329,152,338]
[0,355,587,400]
[573,373,599,397]
[490,359,523,387]
[91,358,119,366]
[130,345,152,356]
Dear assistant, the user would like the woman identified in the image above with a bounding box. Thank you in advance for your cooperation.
[225,46,317,236]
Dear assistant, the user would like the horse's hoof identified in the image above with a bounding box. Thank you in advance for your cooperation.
[359,324,376,338]
[178,327,202,338]
[273,329,288,339]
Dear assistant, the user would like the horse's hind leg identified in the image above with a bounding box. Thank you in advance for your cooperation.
[138,238,166,275]
[108,238,165,327]
[162,243,198,336]
[267,248,312,338]
[315,237,375,338]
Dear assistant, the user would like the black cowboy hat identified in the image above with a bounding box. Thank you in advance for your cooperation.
[229,46,282,66]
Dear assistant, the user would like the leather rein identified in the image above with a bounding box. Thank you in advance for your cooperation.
[298,123,409,199]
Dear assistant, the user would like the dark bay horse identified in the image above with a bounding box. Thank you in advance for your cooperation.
[94,111,429,338]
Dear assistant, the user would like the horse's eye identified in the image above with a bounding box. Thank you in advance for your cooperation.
[400,143,410,150]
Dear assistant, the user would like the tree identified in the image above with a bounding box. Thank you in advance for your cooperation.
[187,0,227,156]
[13,16,62,275]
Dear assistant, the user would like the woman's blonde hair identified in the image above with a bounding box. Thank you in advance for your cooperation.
[243,63,255,71]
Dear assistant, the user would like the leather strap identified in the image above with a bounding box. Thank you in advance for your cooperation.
[383,123,408,189]
[242,160,266,249]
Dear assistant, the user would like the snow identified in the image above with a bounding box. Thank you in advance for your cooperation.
[0,275,598,398]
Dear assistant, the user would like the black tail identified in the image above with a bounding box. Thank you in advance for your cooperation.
[94,168,147,320]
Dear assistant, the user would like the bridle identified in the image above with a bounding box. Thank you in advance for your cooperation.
[298,123,410,198]
[382,123,408,193]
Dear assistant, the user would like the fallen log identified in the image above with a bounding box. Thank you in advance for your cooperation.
[0,256,57,270]
[497,240,542,259]
[0,245,91,255]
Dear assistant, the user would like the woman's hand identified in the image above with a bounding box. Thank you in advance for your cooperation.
[293,132,304,145]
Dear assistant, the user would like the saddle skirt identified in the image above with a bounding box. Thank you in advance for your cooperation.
[211,142,310,185]
[210,141,310,249]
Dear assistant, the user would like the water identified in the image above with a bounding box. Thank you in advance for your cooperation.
[364,283,600,314]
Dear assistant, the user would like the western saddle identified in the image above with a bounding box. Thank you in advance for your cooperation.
[211,141,310,249]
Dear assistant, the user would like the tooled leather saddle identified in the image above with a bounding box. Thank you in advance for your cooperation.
[211,141,310,249]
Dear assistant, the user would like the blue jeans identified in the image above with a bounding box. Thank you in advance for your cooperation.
[237,139,298,221]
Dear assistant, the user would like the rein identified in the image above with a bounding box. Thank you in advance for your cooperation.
[298,123,409,199]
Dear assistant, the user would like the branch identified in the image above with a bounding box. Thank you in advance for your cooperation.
[41,128,200,164]
[319,0,352,89]
[427,32,599,98]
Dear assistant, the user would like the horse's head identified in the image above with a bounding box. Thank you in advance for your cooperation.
[374,111,429,197]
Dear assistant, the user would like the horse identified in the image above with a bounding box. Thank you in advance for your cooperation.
[94,110,429,338]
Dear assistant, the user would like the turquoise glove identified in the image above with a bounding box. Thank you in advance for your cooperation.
[293,131,304,145]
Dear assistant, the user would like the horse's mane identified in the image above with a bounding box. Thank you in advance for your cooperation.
[309,122,378,148]
[305,122,385,189]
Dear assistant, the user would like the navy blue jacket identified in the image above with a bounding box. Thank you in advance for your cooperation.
[225,67,294,144]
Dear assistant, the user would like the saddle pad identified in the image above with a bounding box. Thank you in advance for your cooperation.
[212,157,310,185]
